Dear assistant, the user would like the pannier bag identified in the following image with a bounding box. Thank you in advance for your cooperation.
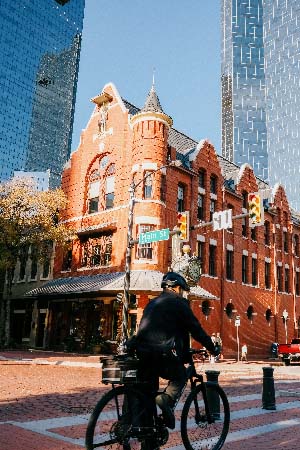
[101,355,140,384]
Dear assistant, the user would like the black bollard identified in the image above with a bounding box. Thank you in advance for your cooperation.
[262,366,276,410]
[205,370,221,419]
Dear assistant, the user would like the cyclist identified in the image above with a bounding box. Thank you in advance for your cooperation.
[127,271,218,430]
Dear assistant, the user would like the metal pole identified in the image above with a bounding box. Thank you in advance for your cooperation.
[237,325,240,362]
[120,182,135,353]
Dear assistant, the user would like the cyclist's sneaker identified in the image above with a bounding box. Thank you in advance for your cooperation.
[155,394,175,429]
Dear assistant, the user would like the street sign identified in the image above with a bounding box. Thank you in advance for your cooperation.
[235,315,240,327]
[139,228,170,244]
[213,209,233,231]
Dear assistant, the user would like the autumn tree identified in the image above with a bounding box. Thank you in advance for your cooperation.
[0,178,74,347]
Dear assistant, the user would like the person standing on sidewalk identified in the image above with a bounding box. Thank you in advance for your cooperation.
[241,343,248,362]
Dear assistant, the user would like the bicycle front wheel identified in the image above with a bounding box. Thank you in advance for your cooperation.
[85,385,153,450]
[181,382,230,450]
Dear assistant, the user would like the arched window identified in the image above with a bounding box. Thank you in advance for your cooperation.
[225,302,235,319]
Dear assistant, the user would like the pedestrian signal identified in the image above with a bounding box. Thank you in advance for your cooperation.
[177,211,189,241]
[248,193,262,224]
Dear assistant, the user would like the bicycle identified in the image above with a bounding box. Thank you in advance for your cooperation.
[85,349,230,450]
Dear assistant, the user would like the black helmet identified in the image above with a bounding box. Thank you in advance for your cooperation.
[161,271,190,292]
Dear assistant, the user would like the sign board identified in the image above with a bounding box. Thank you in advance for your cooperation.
[139,228,170,244]
[235,315,240,327]
[213,209,233,231]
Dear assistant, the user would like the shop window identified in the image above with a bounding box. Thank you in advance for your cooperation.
[226,249,234,281]
[136,225,154,260]
[242,255,248,284]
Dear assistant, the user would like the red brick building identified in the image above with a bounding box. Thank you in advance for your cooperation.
[27,82,300,358]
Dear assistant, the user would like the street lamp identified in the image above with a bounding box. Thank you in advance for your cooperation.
[282,309,289,344]
[119,160,182,352]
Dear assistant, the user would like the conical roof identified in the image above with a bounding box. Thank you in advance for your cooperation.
[141,84,164,113]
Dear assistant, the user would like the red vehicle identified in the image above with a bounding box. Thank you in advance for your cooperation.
[278,338,300,365]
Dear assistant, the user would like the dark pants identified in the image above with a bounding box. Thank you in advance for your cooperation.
[137,351,187,405]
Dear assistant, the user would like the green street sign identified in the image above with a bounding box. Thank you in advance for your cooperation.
[139,228,170,244]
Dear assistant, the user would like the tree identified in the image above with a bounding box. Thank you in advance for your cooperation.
[0,178,74,347]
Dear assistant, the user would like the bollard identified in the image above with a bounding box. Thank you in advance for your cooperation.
[205,370,221,419]
[262,366,276,410]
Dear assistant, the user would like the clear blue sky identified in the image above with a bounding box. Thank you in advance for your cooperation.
[71,0,221,153]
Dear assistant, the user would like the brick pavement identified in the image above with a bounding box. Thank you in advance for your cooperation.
[1,350,300,449]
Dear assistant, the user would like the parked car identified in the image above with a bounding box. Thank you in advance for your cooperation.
[278,338,300,365]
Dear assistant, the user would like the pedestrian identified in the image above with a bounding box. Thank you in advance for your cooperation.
[215,332,223,360]
[210,333,216,363]
[241,343,248,362]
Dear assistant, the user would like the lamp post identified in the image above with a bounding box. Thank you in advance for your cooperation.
[282,309,289,344]
[119,160,182,352]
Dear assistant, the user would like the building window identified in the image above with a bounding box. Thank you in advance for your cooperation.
[144,171,153,199]
[30,246,38,279]
[208,244,216,277]
[137,225,154,260]
[251,226,256,241]
[242,254,248,284]
[177,185,184,212]
[19,245,29,281]
[264,221,270,245]
[265,262,271,289]
[197,241,205,266]
[296,272,300,296]
[160,173,166,202]
[209,199,216,221]
[197,194,205,220]
[62,244,72,271]
[210,175,217,194]
[242,191,248,209]
[226,249,234,281]
[199,169,206,188]
[277,266,283,291]
[285,268,290,293]
[283,231,288,253]
[88,180,100,214]
[42,259,50,279]
[105,175,115,209]
[242,217,247,237]
[251,258,257,286]
[81,234,112,267]
[293,235,299,257]
[227,204,233,232]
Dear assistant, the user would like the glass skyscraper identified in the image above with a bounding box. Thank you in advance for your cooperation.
[263,0,300,210]
[0,0,85,188]
[222,0,300,210]
[221,0,268,181]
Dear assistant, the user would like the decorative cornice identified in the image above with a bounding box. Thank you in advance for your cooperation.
[130,111,173,128]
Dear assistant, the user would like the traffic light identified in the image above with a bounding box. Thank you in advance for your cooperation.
[248,192,262,224]
[177,211,190,241]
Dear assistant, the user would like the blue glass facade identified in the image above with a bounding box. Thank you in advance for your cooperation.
[221,0,268,181]
[0,0,85,188]
[263,0,300,210]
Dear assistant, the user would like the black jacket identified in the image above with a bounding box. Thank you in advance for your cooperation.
[132,290,215,361]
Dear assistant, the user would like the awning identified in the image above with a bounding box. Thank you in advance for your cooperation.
[25,271,218,301]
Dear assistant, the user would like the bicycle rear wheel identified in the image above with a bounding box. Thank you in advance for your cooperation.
[181,382,230,450]
[85,385,156,450]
